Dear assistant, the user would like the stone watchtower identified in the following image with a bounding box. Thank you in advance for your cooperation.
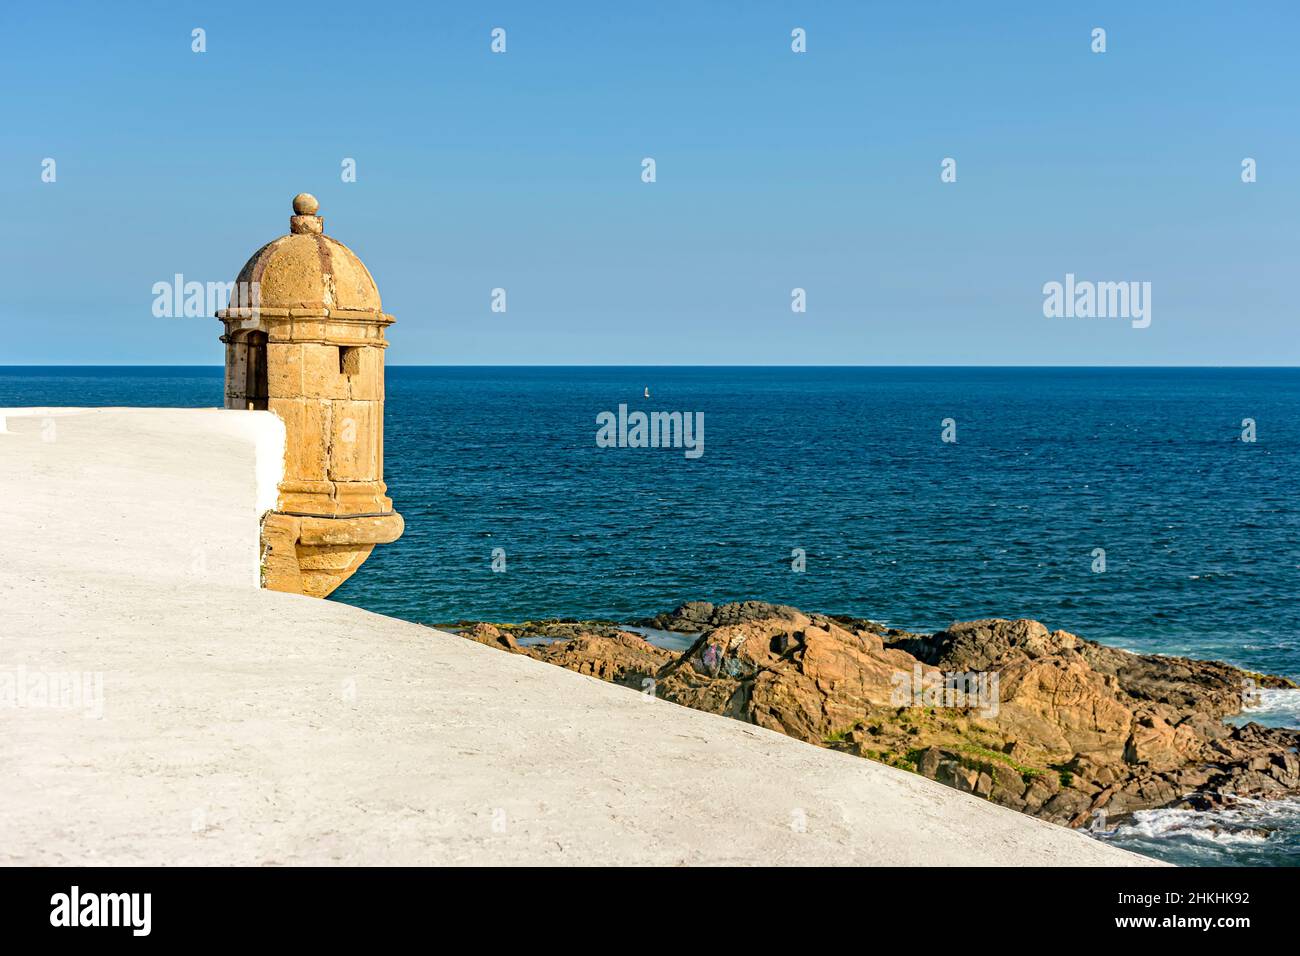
[217,193,402,598]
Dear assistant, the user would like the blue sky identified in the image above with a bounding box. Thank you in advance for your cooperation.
[2,1,1296,365]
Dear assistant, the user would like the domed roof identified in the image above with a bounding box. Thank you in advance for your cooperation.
[228,194,382,314]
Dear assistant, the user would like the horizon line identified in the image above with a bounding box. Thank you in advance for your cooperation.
[3,363,1300,371]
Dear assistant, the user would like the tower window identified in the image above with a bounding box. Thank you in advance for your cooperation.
[229,330,268,410]
[339,346,362,377]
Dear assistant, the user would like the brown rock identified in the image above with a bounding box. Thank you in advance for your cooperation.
[1041,789,1092,826]
[937,761,980,793]
[525,631,673,690]
[1124,716,1188,771]
[916,746,943,778]
[450,602,1300,828]
[462,622,519,653]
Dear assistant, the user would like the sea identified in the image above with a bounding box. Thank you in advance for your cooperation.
[3,365,1297,866]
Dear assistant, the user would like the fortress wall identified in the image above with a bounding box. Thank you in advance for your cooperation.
[0,407,283,590]
[0,407,1158,866]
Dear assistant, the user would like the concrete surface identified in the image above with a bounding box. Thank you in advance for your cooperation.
[0,408,1159,865]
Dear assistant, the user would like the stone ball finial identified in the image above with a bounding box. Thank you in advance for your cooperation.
[290,193,324,234]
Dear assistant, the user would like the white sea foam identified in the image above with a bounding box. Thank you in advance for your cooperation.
[1228,687,1300,730]
[1098,796,1300,865]
[1117,804,1273,843]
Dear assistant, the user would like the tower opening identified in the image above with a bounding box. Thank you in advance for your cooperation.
[232,330,269,410]
[339,346,361,377]
[246,331,268,409]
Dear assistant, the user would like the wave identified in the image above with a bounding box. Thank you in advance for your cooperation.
[1097,796,1300,866]
[1227,688,1300,730]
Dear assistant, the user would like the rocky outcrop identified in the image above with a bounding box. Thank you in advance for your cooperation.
[529,631,674,687]
[449,602,1300,828]
[461,622,520,653]
[641,600,806,633]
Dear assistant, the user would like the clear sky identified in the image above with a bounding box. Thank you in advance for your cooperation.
[2,1,1296,365]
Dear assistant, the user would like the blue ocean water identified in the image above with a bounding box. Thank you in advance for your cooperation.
[5,365,1296,676]
[5,365,1298,864]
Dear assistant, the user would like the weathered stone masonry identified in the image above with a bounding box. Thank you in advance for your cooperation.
[217,193,403,597]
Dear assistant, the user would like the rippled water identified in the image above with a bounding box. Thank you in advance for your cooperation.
[5,365,1298,865]
[1096,796,1300,866]
[358,368,1299,681]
